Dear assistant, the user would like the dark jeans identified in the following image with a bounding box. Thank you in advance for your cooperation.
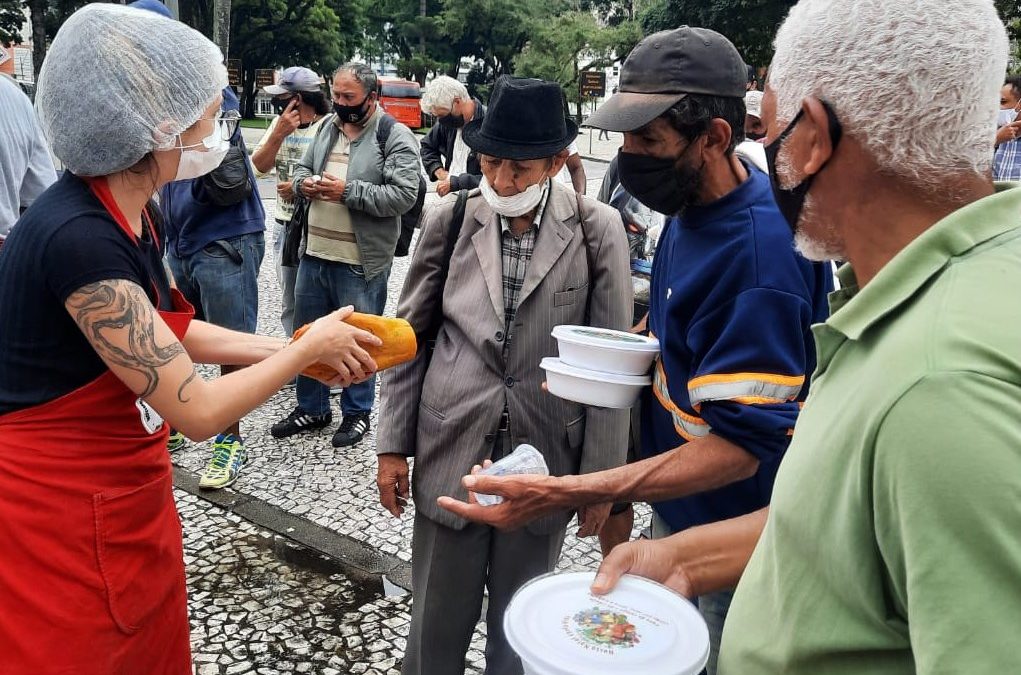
[167,232,265,333]
[294,255,390,417]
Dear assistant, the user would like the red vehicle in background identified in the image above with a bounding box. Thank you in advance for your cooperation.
[376,78,422,129]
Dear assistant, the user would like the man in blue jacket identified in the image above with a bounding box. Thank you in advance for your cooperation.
[159,83,266,489]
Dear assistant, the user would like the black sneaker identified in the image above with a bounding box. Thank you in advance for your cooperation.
[332,413,370,448]
[271,407,332,439]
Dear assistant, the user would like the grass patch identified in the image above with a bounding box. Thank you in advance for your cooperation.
[241,118,271,130]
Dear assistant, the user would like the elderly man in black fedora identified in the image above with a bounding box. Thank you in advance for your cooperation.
[375,76,633,675]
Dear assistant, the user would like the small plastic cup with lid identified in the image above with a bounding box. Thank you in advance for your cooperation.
[475,444,549,506]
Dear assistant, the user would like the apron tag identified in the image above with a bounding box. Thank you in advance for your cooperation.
[135,398,165,435]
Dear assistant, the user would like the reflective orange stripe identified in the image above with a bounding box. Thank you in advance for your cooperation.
[688,372,805,389]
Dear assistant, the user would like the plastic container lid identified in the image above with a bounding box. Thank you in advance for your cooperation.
[552,325,660,353]
[505,572,709,675]
[541,357,652,386]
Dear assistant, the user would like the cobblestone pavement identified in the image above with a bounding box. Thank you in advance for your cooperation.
[177,191,650,672]
[180,490,429,675]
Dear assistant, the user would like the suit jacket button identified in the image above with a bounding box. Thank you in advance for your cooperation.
[495,330,504,342]
[504,376,514,388]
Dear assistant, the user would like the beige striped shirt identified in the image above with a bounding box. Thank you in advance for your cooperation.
[306,132,359,263]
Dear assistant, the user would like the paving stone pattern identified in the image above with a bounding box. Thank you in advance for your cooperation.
[178,199,651,672]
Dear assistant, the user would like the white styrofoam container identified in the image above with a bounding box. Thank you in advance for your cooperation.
[505,571,709,675]
[552,325,659,376]
[541,357,650,409]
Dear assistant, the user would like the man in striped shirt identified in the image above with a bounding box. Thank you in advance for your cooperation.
[993,75,1021,181]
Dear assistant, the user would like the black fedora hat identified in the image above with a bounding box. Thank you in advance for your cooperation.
[463,76,578,160]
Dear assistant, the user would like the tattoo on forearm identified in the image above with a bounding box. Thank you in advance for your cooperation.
[177,367,198,403]
[67,280,186,398]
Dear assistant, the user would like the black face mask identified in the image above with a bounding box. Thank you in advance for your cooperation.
[617,138,704,217]
[438,113,464,128]
[271,96,297,115]
[333,94,372,125]
[764,102,843,233]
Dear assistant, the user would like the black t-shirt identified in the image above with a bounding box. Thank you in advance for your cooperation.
[0,172,173,416]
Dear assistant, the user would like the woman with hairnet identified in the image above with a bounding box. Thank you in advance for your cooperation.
[0,5,381,673]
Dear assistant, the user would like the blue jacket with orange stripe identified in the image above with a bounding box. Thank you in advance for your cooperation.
[641,163,832,532]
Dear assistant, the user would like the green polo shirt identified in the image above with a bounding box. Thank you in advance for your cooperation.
[718,184,1021,675]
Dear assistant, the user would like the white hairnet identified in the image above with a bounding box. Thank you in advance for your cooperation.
[36,3,228,177]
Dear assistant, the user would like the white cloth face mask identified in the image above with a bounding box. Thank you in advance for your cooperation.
[480,175,549,217]
[174,121,230,181]
[998,107,1020,127]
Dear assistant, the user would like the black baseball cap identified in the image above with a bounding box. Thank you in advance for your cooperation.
[586,26,747,132]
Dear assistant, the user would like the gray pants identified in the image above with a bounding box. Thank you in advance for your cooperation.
[652,512,732,675]
[401,513,567,675]
[272,218,297,335]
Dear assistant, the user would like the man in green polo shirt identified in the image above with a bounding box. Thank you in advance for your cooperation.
[587,0,1021,672]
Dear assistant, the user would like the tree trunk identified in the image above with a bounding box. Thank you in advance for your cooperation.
[242,61,257,118]
[418,0,426,54]
[212,0,231,58]
[28,0,46,83]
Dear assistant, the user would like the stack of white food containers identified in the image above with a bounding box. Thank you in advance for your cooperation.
[541,325,660,408]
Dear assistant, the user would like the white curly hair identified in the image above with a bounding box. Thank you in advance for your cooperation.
[770,0,1009,188]
[421,75,469,114]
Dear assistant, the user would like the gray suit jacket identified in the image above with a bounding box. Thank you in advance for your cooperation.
[376,181,633,534]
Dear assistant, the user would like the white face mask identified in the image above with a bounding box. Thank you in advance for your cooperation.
[480,175,549,217]
[173,121,230,181]
[998,108,1019,128]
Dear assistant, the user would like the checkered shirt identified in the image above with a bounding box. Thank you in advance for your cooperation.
[994,138,1021,181]
[499,181,551,348]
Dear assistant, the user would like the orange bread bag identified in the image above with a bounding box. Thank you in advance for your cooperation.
[291,312,417,380]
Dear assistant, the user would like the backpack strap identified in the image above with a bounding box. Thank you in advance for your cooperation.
[376,112,397,155]
[574,190,598,323]
[418,189,469,346]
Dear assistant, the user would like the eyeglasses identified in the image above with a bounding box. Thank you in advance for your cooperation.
[214,110,241,141]
[179,110,241,149]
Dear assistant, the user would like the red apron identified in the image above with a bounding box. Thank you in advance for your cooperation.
[0,178,196,674]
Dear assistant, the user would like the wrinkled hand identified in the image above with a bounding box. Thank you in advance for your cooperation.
[996,120,1021,145]
[300,306,381,385]
[377,453,411,517]
[437,472,568,530]
[315,172,347,202]
[274,98,302,138]
[436,179,452,197]
[577,502,613,538]
[598,504,635,558]
[277,180,295,202]
[300,177,320,199]
[591,537,695,598]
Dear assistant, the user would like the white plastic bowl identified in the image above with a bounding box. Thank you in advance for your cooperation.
[552,325,660,376]
[505,571,710,675]
[541,357,650,409]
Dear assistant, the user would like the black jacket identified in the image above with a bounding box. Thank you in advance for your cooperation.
[419,98,486,191]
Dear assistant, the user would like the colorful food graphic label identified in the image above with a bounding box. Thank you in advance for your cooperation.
[569,606,640,650]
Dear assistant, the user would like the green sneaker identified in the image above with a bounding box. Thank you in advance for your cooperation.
[167,429,187,453]
[199,434,247,490]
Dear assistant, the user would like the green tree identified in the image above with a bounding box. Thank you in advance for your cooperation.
[514,10,639,120]
[181,0,364,116]
[0,0,22,46]
[639,0,793,68]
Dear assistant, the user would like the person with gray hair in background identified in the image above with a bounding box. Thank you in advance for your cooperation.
[0,5,381,672]
[0,73,56,248]
[419,75,487,197]
[271,62,420,447]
